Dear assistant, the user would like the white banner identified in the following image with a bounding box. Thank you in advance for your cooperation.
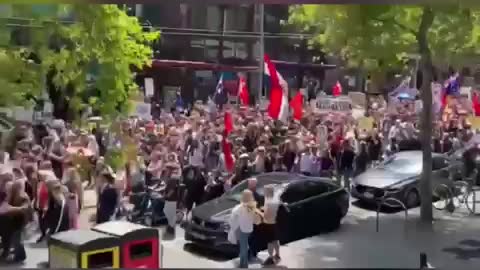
[131,102,152,120]
[145,78,155,97]
[311,96,352,113]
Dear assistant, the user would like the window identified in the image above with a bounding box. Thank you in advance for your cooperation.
[206,6,221,31]
[280,180,326,204]
[129,242,153,260]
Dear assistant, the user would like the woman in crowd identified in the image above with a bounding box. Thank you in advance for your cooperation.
[0,189,31,262]
[229,190,262,268]
[96,167,118,224]
[45,182,70,235]
[1,180,31,262]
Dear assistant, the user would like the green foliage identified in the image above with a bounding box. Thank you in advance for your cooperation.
[0,4,160,118]
[288,5,480,75]
[105,148,126,172]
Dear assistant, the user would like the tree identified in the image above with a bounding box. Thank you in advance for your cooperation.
[289,4,480,224]
[0,4,160,120]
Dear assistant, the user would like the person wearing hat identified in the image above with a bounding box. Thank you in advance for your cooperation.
[227,153,252,188]
[96,167,119,224]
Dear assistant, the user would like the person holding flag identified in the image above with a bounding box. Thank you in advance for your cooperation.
[215,73,228,110]
[264,54,289,123]
[332,81,342,97]
[238,74,250,106]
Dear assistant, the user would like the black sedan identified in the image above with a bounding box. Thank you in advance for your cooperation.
[352,151,453,208]
[184,172,349,255]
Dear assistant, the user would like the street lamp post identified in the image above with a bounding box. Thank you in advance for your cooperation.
[257,3,265,102]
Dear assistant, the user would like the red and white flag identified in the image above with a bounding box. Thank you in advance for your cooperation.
[264,54,289,123]
[290,91,303,120]
[238,75,250,106]
[332,81,342,97]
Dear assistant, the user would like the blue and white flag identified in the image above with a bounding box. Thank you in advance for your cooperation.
[214,73,228,106]
[175,92,185,112]
[444,73,460,96]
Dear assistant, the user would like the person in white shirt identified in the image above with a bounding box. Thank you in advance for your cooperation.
[253,146,266,174]
[188,140,205,168]
[261,185,282,265]
[299,143,316,176]
[229,190,261,268]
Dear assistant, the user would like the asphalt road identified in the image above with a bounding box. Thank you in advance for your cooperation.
[14,190,480,269]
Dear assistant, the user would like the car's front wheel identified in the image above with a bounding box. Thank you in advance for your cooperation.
[405,188,420,208]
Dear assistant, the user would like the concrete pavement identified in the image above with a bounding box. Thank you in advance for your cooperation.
[17,189,480,268]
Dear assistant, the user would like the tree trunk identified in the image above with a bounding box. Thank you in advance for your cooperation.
[417,6,435,225]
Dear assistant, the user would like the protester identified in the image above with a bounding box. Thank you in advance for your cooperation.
[229,190,262,268]
[261,184,282,265]
[96,167,118,224]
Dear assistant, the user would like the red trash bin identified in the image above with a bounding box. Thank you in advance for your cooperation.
[92,221,159,268]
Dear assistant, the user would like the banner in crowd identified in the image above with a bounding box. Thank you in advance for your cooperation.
[310,96,352,113]
[131,102,152,120]
[357,116,374,131]
[348,92,366,108]
[467,116,480,130]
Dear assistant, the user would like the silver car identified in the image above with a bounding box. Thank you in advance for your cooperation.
[351,151,453,208]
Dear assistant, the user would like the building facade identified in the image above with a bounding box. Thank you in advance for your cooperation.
[127,3,333,110]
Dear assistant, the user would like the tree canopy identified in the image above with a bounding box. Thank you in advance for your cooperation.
[0,4,160,119]
[288,5,480,77]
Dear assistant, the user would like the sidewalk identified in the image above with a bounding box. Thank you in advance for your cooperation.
[223,206,480,269]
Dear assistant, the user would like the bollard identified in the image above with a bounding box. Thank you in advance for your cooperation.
[420,252,434,269]
[420,253,427,269]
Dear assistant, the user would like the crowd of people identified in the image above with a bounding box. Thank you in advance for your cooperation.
[0,96,478,266]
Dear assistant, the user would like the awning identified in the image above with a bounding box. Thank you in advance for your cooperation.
[150,60,257,72]
[149,59,336,72]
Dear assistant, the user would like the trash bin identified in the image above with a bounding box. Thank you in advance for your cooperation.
[48,229,120,268]
[92,221,160,268]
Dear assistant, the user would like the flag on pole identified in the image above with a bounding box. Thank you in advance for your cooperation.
[332,81,342,97]
[290,91,303,120]
[214,73,228,107]
[238,75,250,106]
[224,111,234,135]
[444,73,460,96]
[175,91,184,112]
[472,92,480,116]
[222,138,234,172]
[264,54,289,122]
[222,111,234,172]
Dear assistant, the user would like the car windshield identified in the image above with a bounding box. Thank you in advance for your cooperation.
[224,178,284,202]
[381,155,422,175]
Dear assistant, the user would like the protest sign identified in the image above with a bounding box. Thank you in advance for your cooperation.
[467,116,480,130]
[348,92,366,108]
[357,117,374,131]
[131,102,152,120]
[311,96,352,113]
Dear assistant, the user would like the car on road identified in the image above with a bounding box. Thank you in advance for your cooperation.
[352,151,453,208]
[184,172,349,255]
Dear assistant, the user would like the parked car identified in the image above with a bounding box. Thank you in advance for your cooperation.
[184,172,349,255]
[352,151,453,208]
